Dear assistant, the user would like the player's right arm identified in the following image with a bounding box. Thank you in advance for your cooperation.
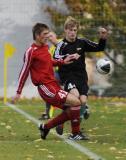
[12,48,33,103]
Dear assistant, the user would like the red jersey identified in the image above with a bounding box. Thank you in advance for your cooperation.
[17,43,64,94]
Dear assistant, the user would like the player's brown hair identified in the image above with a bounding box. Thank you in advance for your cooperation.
[64,16,79,29]
[32,23,49,40]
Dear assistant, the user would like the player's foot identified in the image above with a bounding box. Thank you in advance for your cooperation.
[55,124,64,135]
[39,113,50,120]
[68,132,89,140]
[83,105,90,120]
[39,124,50,140]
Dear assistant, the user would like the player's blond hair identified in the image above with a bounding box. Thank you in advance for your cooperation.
[64,16,79,29]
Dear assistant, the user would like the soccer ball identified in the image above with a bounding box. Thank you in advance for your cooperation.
[96,58,112,75]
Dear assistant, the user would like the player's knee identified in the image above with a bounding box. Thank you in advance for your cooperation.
[72,99,81,106]
[75,98,81,106]
[65,93,81,106]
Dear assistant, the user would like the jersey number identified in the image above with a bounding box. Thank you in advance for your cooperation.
[68,83,76,90]
[58,90,67,99]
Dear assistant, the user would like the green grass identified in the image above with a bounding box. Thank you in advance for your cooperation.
[0,97,126,160]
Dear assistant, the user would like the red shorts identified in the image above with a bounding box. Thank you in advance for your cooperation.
[37,81,68,109]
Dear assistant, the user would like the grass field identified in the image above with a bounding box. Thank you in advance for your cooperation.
[0,97,126,160]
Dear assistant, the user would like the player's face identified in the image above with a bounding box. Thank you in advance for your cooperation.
[36,29,50,45]
[64,26,78,42]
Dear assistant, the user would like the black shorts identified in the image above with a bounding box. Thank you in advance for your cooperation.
[63,78,89,96]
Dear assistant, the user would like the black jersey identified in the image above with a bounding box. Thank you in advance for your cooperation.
[54,37,106,83]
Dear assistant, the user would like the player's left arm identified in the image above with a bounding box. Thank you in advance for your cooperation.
[84,27,108,52]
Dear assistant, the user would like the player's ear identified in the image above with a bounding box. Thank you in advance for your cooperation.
[35,33,40,40]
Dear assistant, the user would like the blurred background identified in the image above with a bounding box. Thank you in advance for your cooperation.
[0,0,126,98]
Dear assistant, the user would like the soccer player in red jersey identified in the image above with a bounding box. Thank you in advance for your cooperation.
[39,31,61,120]
[12,23,87,140]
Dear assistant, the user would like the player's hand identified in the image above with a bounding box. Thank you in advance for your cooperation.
[64,53,80,64]
[11,93,20,104]
[99,27,108,39]
[71,53,80,60]
[63,54,76,64]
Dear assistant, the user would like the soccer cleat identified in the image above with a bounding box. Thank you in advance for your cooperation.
[39,124,50,140]
[38,113,50,120]
[68,132,89,140]
[55,124,64,135]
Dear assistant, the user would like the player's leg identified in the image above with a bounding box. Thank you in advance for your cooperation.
[56,92,90,138]
[80,95,90,120]
[39,92,81,139]
[64,93,89,140]
[78,81,90,121]
[80,95,87,120]
[45,92,81,128]
[65,80,89,139]
[38,83,82,140]
[66,87,90,121]
[55,80,86,134]
[55,87,79,135]
[39,102,51,120]
[64,80,88,121]
[55,81,87,135]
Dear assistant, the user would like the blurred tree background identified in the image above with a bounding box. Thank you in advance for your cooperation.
[45,0,126,97]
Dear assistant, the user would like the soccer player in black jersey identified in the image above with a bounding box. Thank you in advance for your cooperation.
[54,16,108,140]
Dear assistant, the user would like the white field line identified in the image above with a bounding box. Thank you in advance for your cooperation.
[6,102,105,160]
